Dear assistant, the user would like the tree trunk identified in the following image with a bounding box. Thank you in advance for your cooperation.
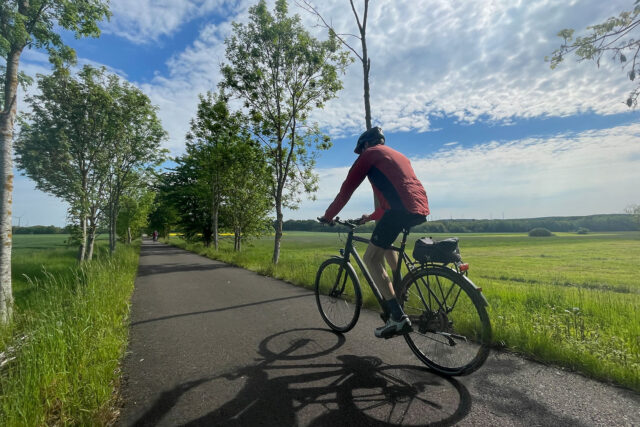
[108,201,115,253]
[0,47,22,323]
[212,197,219,250]
[356,0,371,130]
[272,201,283,264]
[127,226,131,244]
[109,197,120,253]
[234,227,241,251]
[77,214,88,261]
[0,46,23,323]
[86,226,96,261]
[111,207,116,252]
[362,56,371,130]
[85,214,97,261]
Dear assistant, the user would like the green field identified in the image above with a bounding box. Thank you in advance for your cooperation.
[2,234,137,425]
[12,234,110,308]
[168,231,640,391]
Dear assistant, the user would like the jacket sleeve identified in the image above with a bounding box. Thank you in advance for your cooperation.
[323,154,371,220]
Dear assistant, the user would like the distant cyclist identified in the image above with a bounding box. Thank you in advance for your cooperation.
[319,126,430,338]
[152,230,158,242]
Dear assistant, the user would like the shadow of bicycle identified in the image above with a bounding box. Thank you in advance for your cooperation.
[130,328,471,426]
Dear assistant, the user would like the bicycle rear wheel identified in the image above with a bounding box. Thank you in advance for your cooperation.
[400,267,491,376]
[314,258,362,333]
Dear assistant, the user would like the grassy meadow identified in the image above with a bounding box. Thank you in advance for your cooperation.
[167,230,640,391]
[1,235,139,425]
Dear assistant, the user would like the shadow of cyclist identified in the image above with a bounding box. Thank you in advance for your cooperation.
[130,328,471,426]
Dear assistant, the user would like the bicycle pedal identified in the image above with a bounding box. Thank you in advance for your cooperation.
[381,323,413,339]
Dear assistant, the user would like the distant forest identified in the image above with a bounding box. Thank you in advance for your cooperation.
[283,214,639,233]
[12,225,67,234]
[13,213,638,235]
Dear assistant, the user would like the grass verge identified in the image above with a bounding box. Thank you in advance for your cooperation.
[1,241,139,425]
[165,232,640,392]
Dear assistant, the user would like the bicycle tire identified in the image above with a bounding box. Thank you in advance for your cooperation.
[314,258,362,333]
[400,266,491,376]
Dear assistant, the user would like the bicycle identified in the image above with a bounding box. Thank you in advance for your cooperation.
[314,217,491,376]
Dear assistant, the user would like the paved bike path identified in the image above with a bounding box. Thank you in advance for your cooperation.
[118,240,639,426]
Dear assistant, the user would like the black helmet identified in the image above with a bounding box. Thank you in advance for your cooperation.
[354,126,385,154]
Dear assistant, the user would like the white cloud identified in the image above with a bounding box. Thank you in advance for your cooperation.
[103,0,236,43]
[137,20,233,153]
[287,123,640,220]
[121,0,640,152]
[299,0,634,133]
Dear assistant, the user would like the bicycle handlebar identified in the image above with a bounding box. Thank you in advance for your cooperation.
[317,216,361,229]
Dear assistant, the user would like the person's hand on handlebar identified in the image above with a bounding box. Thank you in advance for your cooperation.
[355,214,371,225]
[317,216,335,226]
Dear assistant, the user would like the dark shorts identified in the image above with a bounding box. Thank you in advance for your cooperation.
[370,210,427,249]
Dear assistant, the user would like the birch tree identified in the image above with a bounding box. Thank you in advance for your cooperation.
[221,0,349,264]
[0,0,110,323]
[105,76,166,253]
[16,66,113,261]
[16,66,165,260]
[185,91,239,250]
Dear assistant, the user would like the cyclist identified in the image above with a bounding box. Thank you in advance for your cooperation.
[319,126,430,338]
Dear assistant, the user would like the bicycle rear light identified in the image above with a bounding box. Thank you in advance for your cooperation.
[458,263,469,272]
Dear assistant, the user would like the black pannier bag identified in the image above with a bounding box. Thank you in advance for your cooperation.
[412,237,461,264]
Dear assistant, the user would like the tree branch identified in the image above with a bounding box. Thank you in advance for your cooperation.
[296,0,363,61]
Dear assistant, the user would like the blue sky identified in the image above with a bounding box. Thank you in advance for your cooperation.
[11,0,640,226]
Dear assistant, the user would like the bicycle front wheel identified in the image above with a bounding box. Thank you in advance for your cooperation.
[315,258,362,333]
[401,267,491,376]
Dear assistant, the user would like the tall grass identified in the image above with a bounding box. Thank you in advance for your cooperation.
[1,238,139,425]
[167,231,640,391]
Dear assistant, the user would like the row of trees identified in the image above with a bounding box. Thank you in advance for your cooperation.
[148,0,350,259]
[15,65,166,260]
[152,93,271,251]
[1,0,112,323]
[12,225,66,234]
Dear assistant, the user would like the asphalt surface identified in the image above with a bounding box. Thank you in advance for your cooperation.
[118,240,639,426]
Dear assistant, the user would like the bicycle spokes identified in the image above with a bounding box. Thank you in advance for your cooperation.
[315,259,362,332]
[402,268,491,375]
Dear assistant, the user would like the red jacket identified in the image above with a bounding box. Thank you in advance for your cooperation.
[324,145,430,220]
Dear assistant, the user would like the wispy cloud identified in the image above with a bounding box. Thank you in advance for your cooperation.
[105,0,638,152]
[103,0,236,43]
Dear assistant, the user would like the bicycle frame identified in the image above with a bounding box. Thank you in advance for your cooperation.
[331,218,487,312]
[337,222,415,310]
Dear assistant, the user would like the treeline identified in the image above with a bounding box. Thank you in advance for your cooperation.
[15,66,166,261]
[148,0,349,263]
[12,225,66,235]
[282,214,639,233]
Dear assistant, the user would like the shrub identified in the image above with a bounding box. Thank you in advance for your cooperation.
[576,227,589,234]
[528,227,554,237]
